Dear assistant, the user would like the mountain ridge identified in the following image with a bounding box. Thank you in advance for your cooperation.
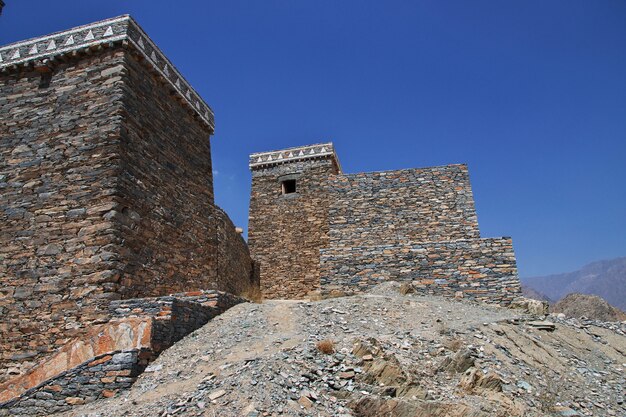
[522,256,626,310]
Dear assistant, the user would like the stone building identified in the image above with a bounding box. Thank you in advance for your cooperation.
[0,15,258,389]
[248,143,520,303]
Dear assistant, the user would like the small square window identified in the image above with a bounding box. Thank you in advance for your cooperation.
[282,179,296,194]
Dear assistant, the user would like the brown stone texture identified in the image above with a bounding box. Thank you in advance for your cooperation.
[214,207,261,295]
[248,157,339,299]
[248,146,521,303]
[115,50,217,297]
[1,50,127,383]
[319,165,521,303]
[0,47,256,384]
[327,165,479,246]
[0,290,246,416]
[320,238,520,304]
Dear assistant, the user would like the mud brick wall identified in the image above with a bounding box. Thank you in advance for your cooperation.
[0,49,127,384]
[248,158,339,299]
[327,165,480,247]
[320,238,521,305]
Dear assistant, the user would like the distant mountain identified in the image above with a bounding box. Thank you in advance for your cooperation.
[522,257,626,310]
[551,293,626,322]
[520,285,552,303]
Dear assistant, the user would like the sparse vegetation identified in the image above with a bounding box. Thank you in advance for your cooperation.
[444,336,463,352]
[436,319,450,336]
[398,282,414,295]
[316,339,335,354]
[240,286,263,303]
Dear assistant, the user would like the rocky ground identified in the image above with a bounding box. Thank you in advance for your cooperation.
[551,293,626,322]
[62,283,625,417]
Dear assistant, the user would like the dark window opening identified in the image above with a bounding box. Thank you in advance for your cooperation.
[282,179,296,194]
[38,72,52,89]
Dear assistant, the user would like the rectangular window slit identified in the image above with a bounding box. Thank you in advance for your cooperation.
[282,179,296,194]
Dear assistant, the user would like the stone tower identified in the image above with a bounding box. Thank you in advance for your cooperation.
[249,142,520,303]
[0,15,257,386]
[248,143,341,298]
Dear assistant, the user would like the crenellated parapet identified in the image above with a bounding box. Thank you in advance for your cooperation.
[249,142,342,171]
[0,15,214,131]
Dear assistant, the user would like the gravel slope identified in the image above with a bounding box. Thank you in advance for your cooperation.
[62,283,626,417]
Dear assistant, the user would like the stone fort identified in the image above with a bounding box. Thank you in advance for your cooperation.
[0,14,520,416]
[248,143,519,302]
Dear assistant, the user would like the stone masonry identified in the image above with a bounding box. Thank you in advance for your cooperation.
[0,290,245,416]
[1,13,521,416]
[0,16,258,387]
[248,144,340,298]
[248,143,521,302]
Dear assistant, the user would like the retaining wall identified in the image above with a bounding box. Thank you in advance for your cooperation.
[320,237,520,304]
[321,238,521,304]
[0,290,245,416]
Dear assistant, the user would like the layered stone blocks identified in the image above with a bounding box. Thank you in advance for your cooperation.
[0,290,245,416]
[248,143,521,302]
[0,16,258,385]
[327,166,479,246]
[248,144,340,298]
[320,238,519,303]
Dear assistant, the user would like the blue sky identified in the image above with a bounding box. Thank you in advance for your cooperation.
[2,1,625,277]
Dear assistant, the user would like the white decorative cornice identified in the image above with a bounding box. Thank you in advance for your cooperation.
[249,142,341,171]
[0,15,214,131]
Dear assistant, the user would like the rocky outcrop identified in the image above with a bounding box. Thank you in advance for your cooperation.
[523,257,626,310]
[551,293,626,322]
[510,297,549,315]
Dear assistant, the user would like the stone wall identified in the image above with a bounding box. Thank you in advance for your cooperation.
[248,144,521,303]
[214,207,260,296]
[1,350,149,417]
[248,157,339,299]
[320,238,520,304]
[110,290,247,352]
[320,165,520,304]
[0,49,127,383]
[0,290,246,417]
[327,165,479,247]
[115,48,219,297]
[1,18,258,386]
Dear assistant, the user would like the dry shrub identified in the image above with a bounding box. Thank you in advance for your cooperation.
[316,339,335,354]
[398,283,414,295]
[307,291,323,301]
[240,285,263,303]
[444,336,463,352]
